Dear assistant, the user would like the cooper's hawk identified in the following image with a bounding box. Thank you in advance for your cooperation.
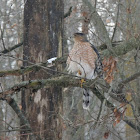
[67,33,103,109]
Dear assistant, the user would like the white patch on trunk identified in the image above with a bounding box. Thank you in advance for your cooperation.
[34,90,41,103]
[41,98,47,108]
[37,113,44,123]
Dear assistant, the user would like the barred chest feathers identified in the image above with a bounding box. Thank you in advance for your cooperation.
[67,42,97,79]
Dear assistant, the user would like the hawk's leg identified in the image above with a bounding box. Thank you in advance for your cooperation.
[78,70,86,88]
[80,79,85,88]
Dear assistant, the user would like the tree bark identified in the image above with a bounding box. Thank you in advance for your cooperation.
[21,0,63,139]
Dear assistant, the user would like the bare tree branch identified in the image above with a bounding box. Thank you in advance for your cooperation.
[0,27,6,50]
[0,56,67,77]
[82,0,113,52]
[120,71,140,86]
[0,64,43,77]
[0,42,23,55]
[118,71,140,91]
[102,37,140,56]
[0,76,140,133]
[4,97,36,139]
[0,36,139,78]
[64,6,72,18]
[111,1,120,42]
[0,76,85,98]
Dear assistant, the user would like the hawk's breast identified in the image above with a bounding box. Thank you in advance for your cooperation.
[67,42,98,79]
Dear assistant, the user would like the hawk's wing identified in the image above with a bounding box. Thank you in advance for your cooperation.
[90,43,103,77]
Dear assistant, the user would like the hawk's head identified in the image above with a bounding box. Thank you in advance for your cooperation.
[74,33,87,42]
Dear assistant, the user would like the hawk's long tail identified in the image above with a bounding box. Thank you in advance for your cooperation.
[83,89,91,110]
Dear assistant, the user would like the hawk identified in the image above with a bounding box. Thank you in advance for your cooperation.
[67,33,103,109]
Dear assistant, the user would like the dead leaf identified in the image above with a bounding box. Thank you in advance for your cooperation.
[19,104,22,110]
[103,57,117,84]
[113,107,127,126]
[82,11,88,17]
[106,19,111,23]
[104,132,109,139]
[127,8,131,14]
[62,124,67,130]
[11,24,17,29]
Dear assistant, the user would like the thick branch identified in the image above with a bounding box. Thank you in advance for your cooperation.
[0,76,140,133]
[0,64,42,77]
[117,71,140,92]
[82,0,113,51]
[99,41,122,50]
[0,56,67,77]
[108,71,140,103]
[119,71,140,86]
[4,97,36,139]
[0,76,84,97]
[102,37,140,56]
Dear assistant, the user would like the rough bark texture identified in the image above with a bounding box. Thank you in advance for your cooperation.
[21,0,63,139]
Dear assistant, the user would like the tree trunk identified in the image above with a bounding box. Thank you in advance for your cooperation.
[21,0,63,139]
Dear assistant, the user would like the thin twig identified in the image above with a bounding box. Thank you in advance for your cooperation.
[0,27,6,50]
[0,42,23,55]
[64,6,73,18]
[111,1,120,42]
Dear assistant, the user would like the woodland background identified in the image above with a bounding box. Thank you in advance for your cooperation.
[0,0,140,140]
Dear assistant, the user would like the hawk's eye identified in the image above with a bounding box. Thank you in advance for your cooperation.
[74,33,84,36]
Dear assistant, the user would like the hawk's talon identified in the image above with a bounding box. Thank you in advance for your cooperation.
[80,79,86,88]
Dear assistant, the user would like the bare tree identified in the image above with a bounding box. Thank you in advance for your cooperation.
[21,0,64,139]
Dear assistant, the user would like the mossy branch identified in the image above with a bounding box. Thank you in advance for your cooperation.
[0,65,41,77]
[1,76,140,133]
[0,56,67,77]
[102,37,140,56]
[0,76,92,97]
